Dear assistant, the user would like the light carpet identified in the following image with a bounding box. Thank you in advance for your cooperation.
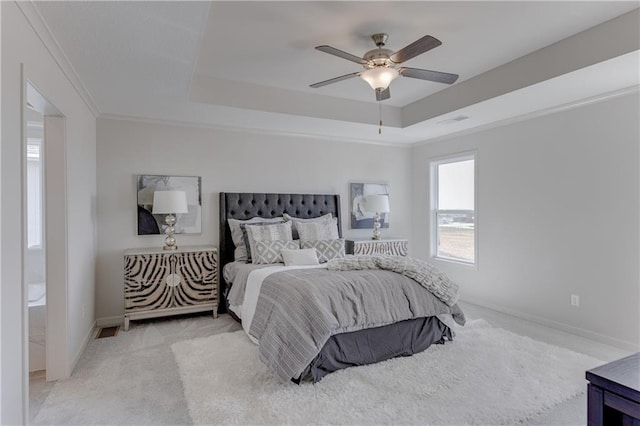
[171,319,603,425]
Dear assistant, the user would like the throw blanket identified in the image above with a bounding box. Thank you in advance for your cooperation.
[328,255,460,306]
[249,267,465,382]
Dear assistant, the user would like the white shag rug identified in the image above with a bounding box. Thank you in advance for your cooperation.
[171,319,602,425]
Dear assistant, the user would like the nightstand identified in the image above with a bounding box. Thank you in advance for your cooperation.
[345,238,408,256]
[586,353,639,425]
[123,245,218,331]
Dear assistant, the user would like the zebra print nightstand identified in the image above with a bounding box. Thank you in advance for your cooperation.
[345,238,408,256]
[123,246,218,331]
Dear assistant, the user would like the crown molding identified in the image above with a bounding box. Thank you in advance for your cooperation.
[413,85,640,147]
[16,1,101,117]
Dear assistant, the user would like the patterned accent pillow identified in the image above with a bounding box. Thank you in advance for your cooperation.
[253,240,300,264]
[240,221,289,262]
[228,217,284,262]
[283,213,333,240]
[301,239,345,263]
[245,222,293,264]
[296,219,339,243]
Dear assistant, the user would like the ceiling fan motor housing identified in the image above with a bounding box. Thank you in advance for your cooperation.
[363,48,394,68]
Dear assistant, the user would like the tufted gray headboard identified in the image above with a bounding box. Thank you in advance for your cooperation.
[219,192,342,310]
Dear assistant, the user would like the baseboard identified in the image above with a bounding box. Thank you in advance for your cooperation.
[96,316,124,328]
[70,320,97,375]
[460,296,640,353]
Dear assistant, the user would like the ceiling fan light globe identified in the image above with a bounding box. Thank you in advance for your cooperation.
[361,67,399,90]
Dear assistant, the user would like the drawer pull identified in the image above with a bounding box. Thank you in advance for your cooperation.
[165,273,182,287]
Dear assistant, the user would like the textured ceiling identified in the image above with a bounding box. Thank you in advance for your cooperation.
[31,1,640,144]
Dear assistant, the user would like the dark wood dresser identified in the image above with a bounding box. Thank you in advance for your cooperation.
[586,352,640,425]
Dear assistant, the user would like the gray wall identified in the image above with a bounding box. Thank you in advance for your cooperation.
[412,93,639,350]
[95,118,413,322]
[96,92,639,351]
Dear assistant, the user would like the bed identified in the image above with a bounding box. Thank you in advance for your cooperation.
[219,192,465,383]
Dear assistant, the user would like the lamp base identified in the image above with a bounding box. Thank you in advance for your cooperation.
[372,212,382,240]
[162,214,178,250]
[163,235,178,250]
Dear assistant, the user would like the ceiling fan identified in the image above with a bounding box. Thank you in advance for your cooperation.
[310,33,459,101]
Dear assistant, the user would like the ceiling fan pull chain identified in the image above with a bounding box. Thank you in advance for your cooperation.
[379,103,383,135]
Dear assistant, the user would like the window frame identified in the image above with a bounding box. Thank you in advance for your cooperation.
[429,151,478,267]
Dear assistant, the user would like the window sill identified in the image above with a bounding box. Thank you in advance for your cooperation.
[431,255,477,270]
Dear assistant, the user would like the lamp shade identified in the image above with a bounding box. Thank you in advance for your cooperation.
[361,67,399,90]
[152,191,188,214]
[364,194,390,213]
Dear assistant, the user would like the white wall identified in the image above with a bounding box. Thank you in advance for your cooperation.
[0,1,4,419]
[1,2,97,422]
[95,118,413,322]
[412,92,640,350]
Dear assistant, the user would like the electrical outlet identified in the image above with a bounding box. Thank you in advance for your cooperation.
[571,294,580,307]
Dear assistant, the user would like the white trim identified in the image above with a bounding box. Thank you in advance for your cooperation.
[43,114,70,382]
[413,85,640,147]
[20,65,29,425]
[16,1,100,117]
[428,151,478,267]
[96,316,125,328]
[98,113,414,149]
[70,320,96,375]
[461,295,640,353]
[0,1,3,413]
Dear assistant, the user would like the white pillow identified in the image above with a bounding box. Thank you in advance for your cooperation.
[228,217,284,262]
[245,222,293,263]
[296,219,339,243]
[281,248,320,266]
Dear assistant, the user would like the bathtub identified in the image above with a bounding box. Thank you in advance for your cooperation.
[29,282,46,372]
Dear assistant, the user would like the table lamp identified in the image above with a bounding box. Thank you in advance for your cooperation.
[152,190,188,250]
[364,194,390,240]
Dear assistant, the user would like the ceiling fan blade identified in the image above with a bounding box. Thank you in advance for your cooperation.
[310,72,361,88]
[399,67,459,84]
[390,35,442,64]
[375,88,390,101]
[315,45,368,65]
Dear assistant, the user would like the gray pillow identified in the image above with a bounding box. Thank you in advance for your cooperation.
[296,219,339,243]
[228,217,284,262]
[245,222,293,264]
[301,239,345,263]
[253,240,300,264]
[283,213,333,240]
[240,222,287,263]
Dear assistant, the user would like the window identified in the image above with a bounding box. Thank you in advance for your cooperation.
[27,139,43,248]
[430,153,476,264]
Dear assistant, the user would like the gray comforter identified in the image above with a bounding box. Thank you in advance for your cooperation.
[249,267,465,382]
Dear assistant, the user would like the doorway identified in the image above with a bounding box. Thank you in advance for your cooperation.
[24,81,68,421]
